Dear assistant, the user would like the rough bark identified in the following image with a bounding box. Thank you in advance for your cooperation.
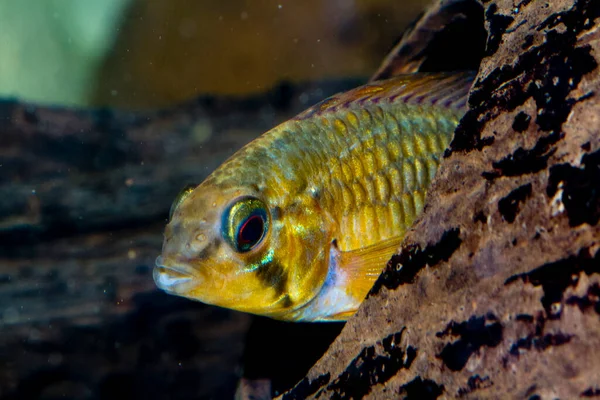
[283,0,600,399]
[0,80,359,399]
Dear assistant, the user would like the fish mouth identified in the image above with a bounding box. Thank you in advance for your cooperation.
[153,256,200,293]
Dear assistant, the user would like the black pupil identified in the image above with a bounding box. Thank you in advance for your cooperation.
[238,215,264,248]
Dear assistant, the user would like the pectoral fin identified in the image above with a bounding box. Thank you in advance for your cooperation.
[336,237,403,301]
[297,237,403,322]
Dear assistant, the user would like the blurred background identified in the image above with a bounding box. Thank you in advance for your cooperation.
[0,0,429,110]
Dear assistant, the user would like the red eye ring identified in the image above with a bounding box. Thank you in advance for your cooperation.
[236,214,265,251]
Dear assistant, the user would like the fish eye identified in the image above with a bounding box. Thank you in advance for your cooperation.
[222,197,269,253]
[169,184,197,221]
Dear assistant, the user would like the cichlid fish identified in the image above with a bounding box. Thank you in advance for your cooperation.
[154,72,473,321]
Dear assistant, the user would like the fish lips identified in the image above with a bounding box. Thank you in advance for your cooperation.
[153,256,201,294]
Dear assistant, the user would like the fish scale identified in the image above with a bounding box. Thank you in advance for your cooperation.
[156,72,474,321]
[292,98,461,250]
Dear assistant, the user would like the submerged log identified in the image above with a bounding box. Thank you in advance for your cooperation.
[283,0,600,398]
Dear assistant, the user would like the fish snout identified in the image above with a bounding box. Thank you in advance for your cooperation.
[153,256,201,293]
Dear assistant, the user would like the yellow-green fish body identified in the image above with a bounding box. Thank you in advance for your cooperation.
[155,72,472,321]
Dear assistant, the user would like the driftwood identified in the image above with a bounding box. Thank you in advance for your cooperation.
[0,81,360,399]
[282,0,600,398]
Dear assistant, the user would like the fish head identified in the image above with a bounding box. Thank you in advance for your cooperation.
[154,180,332,320]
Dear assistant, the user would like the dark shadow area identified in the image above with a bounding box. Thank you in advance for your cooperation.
[417,1,486,73]
[242,317,345,397]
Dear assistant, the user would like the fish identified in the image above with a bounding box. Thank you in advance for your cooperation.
[154,72,473,321]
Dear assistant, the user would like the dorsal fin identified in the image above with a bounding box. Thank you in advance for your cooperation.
[295,72,475,122]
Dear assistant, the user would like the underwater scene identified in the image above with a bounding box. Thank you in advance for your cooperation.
[1,1,431,399]
[4,0,600,399]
